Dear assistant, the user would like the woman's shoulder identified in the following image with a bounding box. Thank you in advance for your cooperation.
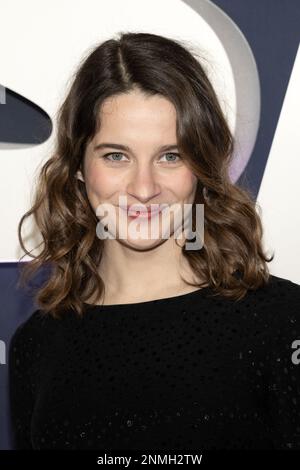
[267,273,300,290]
[258,273,300,307]
[245,274,300,338]
[240,273,300,305]
[218,274,300,336]
[9,309,54,354]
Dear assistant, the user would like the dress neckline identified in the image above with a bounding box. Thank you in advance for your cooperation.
[83,285,211,309]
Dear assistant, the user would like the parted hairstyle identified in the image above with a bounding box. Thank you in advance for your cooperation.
[17,31,274,319]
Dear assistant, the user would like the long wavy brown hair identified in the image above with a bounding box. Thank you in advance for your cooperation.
[17,31,274,319]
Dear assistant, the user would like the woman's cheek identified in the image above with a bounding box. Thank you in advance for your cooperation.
[174,170,198,197]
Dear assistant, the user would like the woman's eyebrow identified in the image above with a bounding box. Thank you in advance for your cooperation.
[93,142,179,152]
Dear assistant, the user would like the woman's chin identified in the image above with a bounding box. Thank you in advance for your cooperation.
[117,235,167,251]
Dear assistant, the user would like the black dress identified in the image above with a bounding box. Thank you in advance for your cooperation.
[8,274,300,449]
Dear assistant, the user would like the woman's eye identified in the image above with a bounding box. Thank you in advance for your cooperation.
[160,152,181,164]
[102,152,128,162]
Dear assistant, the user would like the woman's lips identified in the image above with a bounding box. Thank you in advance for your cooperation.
[120,206,163,219]
[128,211,160,219]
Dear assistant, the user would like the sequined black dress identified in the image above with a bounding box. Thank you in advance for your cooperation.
[8,275,300,449]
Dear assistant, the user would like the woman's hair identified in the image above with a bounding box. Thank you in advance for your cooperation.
[17,31,274,319]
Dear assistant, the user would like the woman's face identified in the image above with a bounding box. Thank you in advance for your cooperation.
[77,89,198,250]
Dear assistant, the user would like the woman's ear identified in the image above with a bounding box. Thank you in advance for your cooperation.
[76,169,85,183]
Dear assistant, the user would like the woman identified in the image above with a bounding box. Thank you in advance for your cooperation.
[9,31,300,450]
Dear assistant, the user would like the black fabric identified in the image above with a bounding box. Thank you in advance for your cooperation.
[8,274,300,449]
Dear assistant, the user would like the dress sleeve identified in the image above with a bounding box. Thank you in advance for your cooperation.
[8,320,36,449]
[266,281,300,449]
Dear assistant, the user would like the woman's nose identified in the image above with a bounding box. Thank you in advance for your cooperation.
[126,166,161,203]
